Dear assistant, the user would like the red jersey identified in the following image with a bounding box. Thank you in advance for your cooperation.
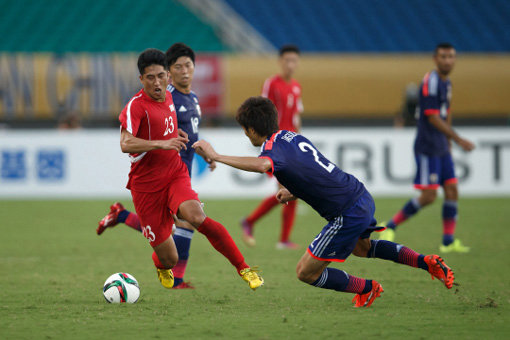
[261,75,303,132]
[119,89,188,192]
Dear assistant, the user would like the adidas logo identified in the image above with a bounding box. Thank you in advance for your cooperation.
[179,105,187,112]
[327,251,336,256]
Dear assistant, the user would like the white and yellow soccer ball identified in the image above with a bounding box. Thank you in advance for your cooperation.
[103,273,140,303]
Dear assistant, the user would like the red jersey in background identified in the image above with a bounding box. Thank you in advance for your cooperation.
[261,75,303,132]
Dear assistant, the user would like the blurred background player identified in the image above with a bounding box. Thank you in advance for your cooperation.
[97,43,209,289]
[98,44,263,289]
[193,96,455,308]
[240,44,303,249]
[378,43,475,252]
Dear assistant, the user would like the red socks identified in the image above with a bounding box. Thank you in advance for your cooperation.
[344,274,369,294]
[248,195,297,242]
[172,259,188,279]
[391,210,408,225]
[197,217,248,275]
[280,200,297,242]
[246,195,279,224]
[125,212,142,232]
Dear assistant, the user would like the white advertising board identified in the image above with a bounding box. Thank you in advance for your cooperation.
[0,127,509,198]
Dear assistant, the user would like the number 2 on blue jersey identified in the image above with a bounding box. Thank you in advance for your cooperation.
[298,142,335,173]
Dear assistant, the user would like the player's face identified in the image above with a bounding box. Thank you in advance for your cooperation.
[279,52,299,79]
[434,48,456,76]
[170,56,194,93]
[139,64,169,102]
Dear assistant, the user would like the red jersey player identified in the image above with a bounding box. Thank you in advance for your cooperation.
[117,48,263,290]
[241,45,303,249]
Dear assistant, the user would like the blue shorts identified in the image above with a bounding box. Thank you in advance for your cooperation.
[307,191,384,263]
[413,152,457,190]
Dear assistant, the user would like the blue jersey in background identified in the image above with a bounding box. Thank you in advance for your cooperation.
[259,130,366,221]
[167,84,202,175]
[414,70,452,156]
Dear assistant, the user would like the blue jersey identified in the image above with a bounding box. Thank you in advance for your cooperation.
[167,85,202,175]
[259,130,367,221]
[414,70,452,156]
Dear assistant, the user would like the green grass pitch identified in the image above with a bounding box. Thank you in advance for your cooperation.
[0,197,508,339]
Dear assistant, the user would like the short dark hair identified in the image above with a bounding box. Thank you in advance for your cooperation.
[166,43,195,67]
[137,48,168,75]
[236,96,279,137]
[279,44,300,56]
[434,42,454,55]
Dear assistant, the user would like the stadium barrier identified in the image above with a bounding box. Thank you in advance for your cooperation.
[2,53,509,120]
[0,127,509,198]
[225,54,510,117]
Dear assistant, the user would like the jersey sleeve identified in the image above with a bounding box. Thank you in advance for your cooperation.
[259,139,283,175]
[421,72,440,116]
[119,100,144,136]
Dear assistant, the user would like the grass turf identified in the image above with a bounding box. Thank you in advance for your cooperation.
[0,197,508,339]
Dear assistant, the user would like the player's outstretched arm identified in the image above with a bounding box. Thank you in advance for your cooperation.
[193,140,272,173]
[427,115,475,152]
[120,128,188,153]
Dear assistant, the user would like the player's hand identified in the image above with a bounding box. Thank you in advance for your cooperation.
[276,188,296,204]
[178,128,189,143]
[208,160,217,172]
[159,136,188,151]
[457,138,475,152]
[192,140,218,161]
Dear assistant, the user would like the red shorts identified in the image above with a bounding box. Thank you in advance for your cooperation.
[131,173,199,247]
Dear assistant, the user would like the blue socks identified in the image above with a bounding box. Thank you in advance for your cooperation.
[174,227,194,261]
[387,198,421,230]
[311,268,372,294]
[172,227,194,286]
[442,200,458,246]
[368,240,428,271]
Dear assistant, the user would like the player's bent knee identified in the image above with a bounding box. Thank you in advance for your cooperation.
[175,217,196,230]
[158,254,178,269]
[187,214,206,228]
[296,266,319,284]
[352,247,368,257]
[352,238,370,257]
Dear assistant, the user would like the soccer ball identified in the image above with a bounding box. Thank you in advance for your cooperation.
[102,272,140,303]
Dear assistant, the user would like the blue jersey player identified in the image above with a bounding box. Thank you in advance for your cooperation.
[379,43,475,253]
[193,96,455,307]
[170,84,201,175]
[97,43,215,289]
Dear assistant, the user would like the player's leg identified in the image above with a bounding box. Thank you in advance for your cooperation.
[240,195,279,246]
[358,189,455,290]
[151,236,179,288]
[277,198,298,249]
[176,198,263,290]
[96,202,142,235]
[298,245,382,308]
[440,153,469,252]
[131,188,177,288]
[303,195,384,308]
[178,200,247,272]
[379,154,439,241]
[172,217,195,288]
[362,238,454,289]
[170,173,263,290]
